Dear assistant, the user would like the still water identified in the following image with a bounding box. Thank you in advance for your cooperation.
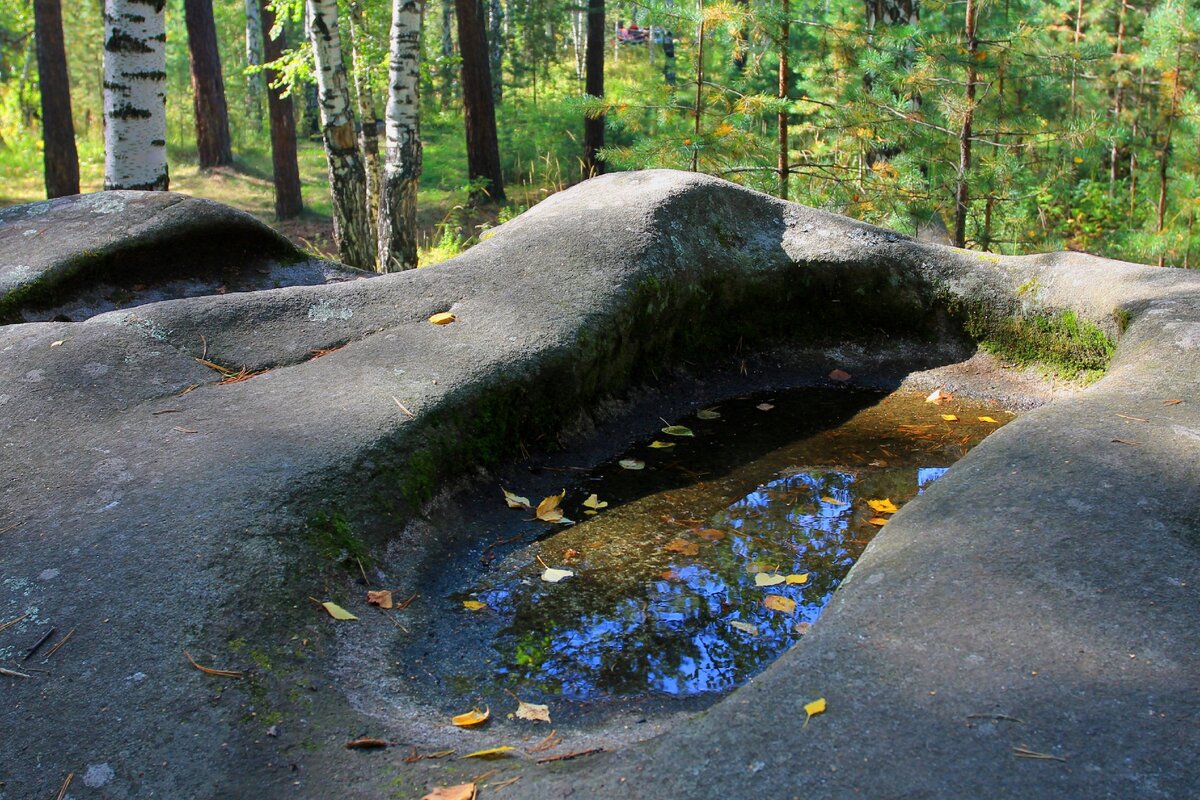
[403,387,1011,706]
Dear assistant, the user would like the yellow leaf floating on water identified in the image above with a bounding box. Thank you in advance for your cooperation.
[320,601,358,621]
[515,700,552,723]
[868,498,898,514]
[695,528,726,541]
[941,414,958,422]
[421,784,476,800]
[540,567,575,583]
[661,425,695,437]
[461,745,516,759]
[786,573,809,585]
[978,416,999,424]
[536,491,571,523]
[664,539,700,556]
[730,620,759,635]
[696,408,722,420]
[755,572,786,587]
[764,595,796,614]
[647,441,675,449]
[804,697,827,723]
[582,494,608,510]
[502,487,531,509]
[619,458,646,470]
[868,517,889,526]
[429,312,456,325]
[451,707,489,727]
[462,600,487,611]
[821,496,849,507]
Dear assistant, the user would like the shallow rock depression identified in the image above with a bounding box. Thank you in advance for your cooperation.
[1,170,1198,799]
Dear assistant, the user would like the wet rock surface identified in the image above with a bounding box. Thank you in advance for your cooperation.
[0,171,1197,799]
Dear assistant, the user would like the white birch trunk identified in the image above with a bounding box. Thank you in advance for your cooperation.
[103,0,169,190]
[307,0,374,269]
[378,0,423,271]
[571,7,585,80]
[245,0,265,128]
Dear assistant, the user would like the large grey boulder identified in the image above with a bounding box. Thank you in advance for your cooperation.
[0,190,369,324]
[0,171,1197,799]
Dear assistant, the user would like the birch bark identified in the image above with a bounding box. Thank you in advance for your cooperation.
[245,0,265,128]
[307,0,374,268]
[103,0,169,190]
[378,0,423,271]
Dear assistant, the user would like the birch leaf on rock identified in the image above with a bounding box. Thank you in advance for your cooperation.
[367,590,393,608]
[541,567,574,583]
[461,745,516,758]
[320,601,358,620]
[421,784,476,800]
[515,701,551,723]
[429,312,456,325]
[462,600,487,611]
[451,707,489,727]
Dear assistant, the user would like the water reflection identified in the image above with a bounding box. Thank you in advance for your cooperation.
[434,389,1011,702]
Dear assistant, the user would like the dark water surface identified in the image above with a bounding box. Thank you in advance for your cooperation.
[398,387,1011,710]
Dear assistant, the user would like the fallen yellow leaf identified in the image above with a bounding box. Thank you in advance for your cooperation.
[515,700,551,723]
[925,388,951,404]
[461,745,515,759]
[421,784,476,800]
[429,312,456,325]
[868,498,898,514]
[695,528,726,541]
[540,567,574,583]
[536,490,566,522]
[647,441,675,449]
[582,494,608,510]
[730,620,759,635]
[821,496,848,507]
[868,517,889,526]
[367,590,394,609]
[764,595,796,614]
[941,414,958,422]
[320,601,358,621]
[664,539,700,556]
[804,697,827,722]
[755,572,786,587]
[502,488,531,509]
[462,600,487,611]
[978,416,999,424]
[786,573,809,585]
[451,707,489,727]
[661,425,695,437]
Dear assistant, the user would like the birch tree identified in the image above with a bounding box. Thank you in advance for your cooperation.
[307,0,374,269]
[378,0,423,271]
[103,0,169,190]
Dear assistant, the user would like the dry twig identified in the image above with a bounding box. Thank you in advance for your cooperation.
[184,650,244,679]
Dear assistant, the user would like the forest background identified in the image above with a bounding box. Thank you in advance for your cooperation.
[1,0,1198,269]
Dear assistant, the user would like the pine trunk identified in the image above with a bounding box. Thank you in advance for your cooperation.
[35,0,80,198]
[378,0,423,271]
[441,0,455,107]
[103,0,169,191]
[777,0,789,200]
[583,0,604,177]
[953,0,977,249]
[455,0,505,202]
[489,0,504,103]
[244,0,265,129]
[307,0,375,268]
[185,0,234,168]
[260,0,302,219]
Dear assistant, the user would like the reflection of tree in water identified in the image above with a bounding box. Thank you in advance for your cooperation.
[489,467,930,699]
